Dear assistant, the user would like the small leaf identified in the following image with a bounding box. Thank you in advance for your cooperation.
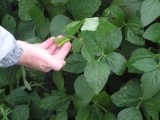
[117,107,143,120]
[84,61,110,95]
[141,0,160,27]
[141,68,160,99]
[81,17,99,31]
[11,105,29,120]
[143,23,160,44]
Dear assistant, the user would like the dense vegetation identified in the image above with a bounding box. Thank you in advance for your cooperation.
[0,0,160,119]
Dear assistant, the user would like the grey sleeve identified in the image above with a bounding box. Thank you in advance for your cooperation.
[0,26,23,67]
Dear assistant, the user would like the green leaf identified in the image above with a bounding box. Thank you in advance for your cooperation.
[117,107,143,120]
[104,112,116,120]
[143,91,160,111]
[52,71,64,92]
[112,0,143,17]
[36,18,50,39]
[103,5,125,27]
[6,88,30,105]
[76,106,103,120]
[132,58,158,72]
[141,0,160,27]
[81,44,95,62]
[11,105,29,120]
[28,7,45,25]
[51,0,69,6]
[17,20,35,39]
[18,0,38,21]
[74,75,94,104]
[106,52,126,75]
[0,66,19,87]
[92,92,111,107]
[65,21,83,36]
[50,14,71,36]
[143,107,159,120]
[40,91,69,111]
[127,48,155,73]
[68,0,101,20]
[125,17,144,45]
[111,80,142,107]
[2,15,16,34]
[84,61,110,95]
[72,38,83,53]
[141,68,160,99]
[81,17,99,31]
[63,53,87,73]
[143,23,160,44]
[55,110,68,120]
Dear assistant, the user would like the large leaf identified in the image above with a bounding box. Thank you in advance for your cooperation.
[141,68,160,99]
[141,0,160,27]
[132,58,158,72]
[103,5,125,27]
[84,61,110,95]
[68,0,101,19]
[125,17,144,45]
[112,80,142,107]
[18,0,38,21]
[63,53,87,73]
[117,107,143,120]
[106,52,126,75]
[11,105,29,120]
[143,91,160,111]
[104,112,117,120]
[143,23,160,44]
[40,91,69,111]
[6,88,30,105]
[112,0,143,17]
[143,107,159,120]
[127,48,155,73]
[17,20,35,39]
[76,106,103,120]
[50,14,71,36]
[74,75,94,104]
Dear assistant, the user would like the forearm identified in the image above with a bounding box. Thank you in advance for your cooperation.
[0,26,23,67]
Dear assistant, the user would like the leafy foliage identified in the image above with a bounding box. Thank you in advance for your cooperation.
[1,0,160,119]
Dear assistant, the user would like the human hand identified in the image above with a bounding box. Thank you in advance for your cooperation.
[16,36,71,72]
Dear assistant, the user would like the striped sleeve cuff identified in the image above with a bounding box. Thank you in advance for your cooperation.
[0,44,23,67]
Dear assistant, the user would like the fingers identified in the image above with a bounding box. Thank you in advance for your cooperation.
[53,42,72,59]
[39,37,54,49]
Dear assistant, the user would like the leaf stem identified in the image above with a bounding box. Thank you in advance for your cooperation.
[136,97,144,109]
[94,102,108,113]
